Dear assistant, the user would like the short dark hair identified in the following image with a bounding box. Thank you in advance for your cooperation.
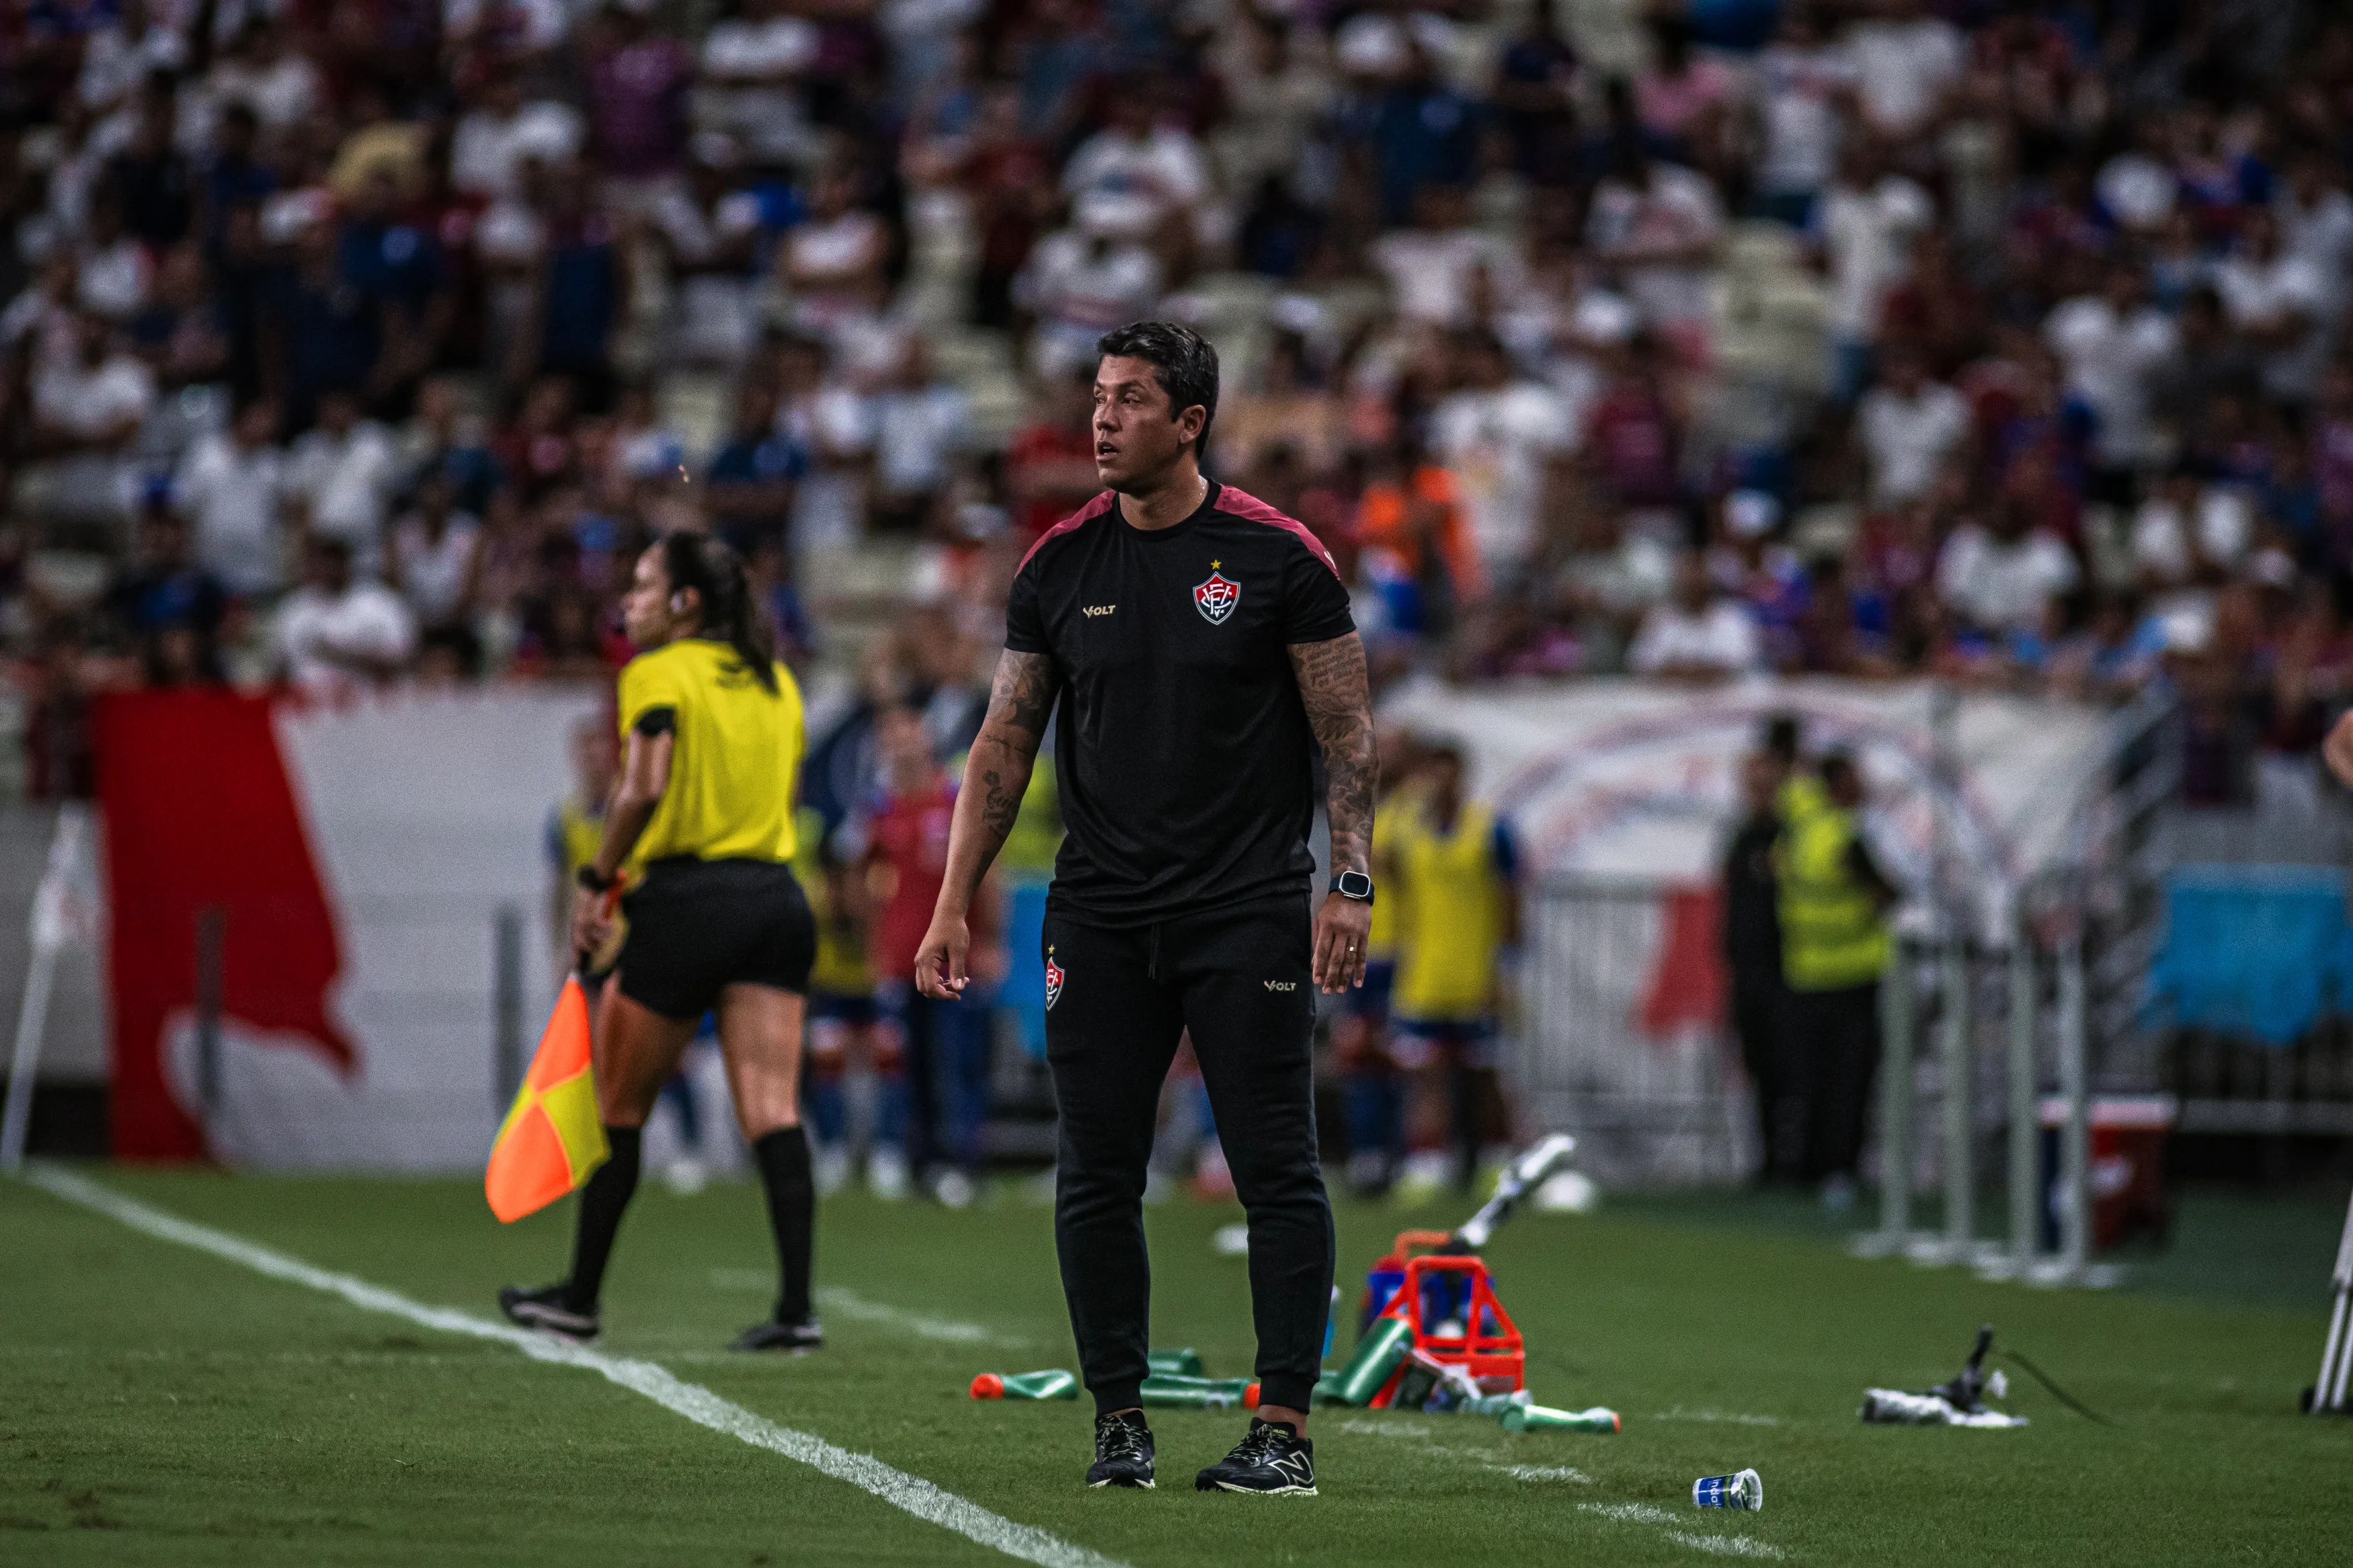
[1096,321,1220,456]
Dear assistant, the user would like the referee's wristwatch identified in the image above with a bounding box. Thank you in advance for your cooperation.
[1330,870,1375,905]
[576,865,619,894]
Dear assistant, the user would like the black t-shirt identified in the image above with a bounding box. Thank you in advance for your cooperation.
[1721,812,1782,978]
[1004,483,1355,925]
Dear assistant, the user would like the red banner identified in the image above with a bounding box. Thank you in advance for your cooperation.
[95,690,352,1159]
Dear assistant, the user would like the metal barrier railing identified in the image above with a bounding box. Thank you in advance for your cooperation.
[1516,876,1751,1188]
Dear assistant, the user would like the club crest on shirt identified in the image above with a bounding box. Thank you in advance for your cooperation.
[1193,563,1240,626]
[1045,950,1064,1009]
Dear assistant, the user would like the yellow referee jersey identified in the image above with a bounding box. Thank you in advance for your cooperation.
[615,639,805,872]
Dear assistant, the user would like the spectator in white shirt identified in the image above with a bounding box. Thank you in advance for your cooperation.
[1061,89,1218,249]
[32,313,154,454]
[2044,262,2180,474]
[1936,498,2080,634]
[207,17,323,133]
[1855,346,1969,506]
[175,397,288,597]
[1584,140,1724,337]
[2130,468,2252,592]
[449,71,586,202]
[387,470,483,632]
[2280,151,2353,317]
[2094,117,2178,236]
[1369,183,1515,329]
[75,190,152,321]
[2213,207,2331,402]
[1819,137,1933,394]
[1630,550,1764,678]
[1016,219,1164,380]
[782,167,892,339]
[286,391,401,573]
[698,0,822,167]
[865,335,969,530]
[1430,330,1574,585]
[1749,5,1858,224]
[1845,0,1963,138]
[276,538,418,696]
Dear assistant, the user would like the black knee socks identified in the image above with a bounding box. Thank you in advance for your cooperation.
[562,1124,642,1313]
[752,1126,814,1325]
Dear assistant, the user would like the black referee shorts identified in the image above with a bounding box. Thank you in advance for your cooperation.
[615,857,815,1021]
[1043,890,1334,1415]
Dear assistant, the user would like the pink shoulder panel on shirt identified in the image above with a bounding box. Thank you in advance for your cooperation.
[1215,486,1344,581]
[1018,491,1119,570]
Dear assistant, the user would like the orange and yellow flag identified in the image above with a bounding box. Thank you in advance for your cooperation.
[485,978,608,1222]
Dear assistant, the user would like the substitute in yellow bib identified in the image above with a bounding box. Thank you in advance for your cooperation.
[1381,743,1519,1198]
[1775,749,1896,1206]
[500,532,824,1354]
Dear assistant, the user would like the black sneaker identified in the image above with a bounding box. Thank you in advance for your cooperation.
[730,1319,824,1352]
[1195,1419,1316,1495]
[498,1283,598,1342]
[1087,1411,1155,1489]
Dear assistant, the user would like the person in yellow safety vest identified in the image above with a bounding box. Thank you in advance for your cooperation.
[1380,741,1520,1203]
[794,802,884,1195]
[1335,728,1426,1196]
[1775,748,1897,1212]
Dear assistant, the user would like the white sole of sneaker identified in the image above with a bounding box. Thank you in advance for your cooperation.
[1087,1479,1155,1489]
[1209,1482,1316,1496]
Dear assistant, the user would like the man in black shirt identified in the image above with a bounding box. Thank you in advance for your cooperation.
[917,322,1374,1497]
[1724,749,1792,1182]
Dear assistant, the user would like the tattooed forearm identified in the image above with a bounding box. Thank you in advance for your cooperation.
[994,647,1061,741]
[1289,632,1376,874]
[939,649,1062,911]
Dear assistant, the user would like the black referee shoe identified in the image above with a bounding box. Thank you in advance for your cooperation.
[1195,1419,1316,1495]
[1087,1411,1155,1489]
[498,1283,598,1343]
[730,1318,824,1352]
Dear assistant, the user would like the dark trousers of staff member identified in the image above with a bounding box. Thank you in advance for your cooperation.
[1043,891,1335,1417]
[1730,962,1800,1182]
[1784,981,1880,1181]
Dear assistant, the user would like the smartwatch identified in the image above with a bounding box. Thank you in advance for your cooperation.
[1331,870,1375,903]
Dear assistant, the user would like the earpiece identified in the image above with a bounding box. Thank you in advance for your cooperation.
[671,591,689,614]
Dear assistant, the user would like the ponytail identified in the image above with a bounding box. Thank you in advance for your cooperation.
[657,530,778,693]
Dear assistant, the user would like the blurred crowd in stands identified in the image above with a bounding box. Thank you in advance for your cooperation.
[5,0,2353,815]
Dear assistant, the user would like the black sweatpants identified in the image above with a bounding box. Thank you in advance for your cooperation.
[1043,892,1334,1416]
[1783,981,1880,1182]
[1730,966,1796,1182]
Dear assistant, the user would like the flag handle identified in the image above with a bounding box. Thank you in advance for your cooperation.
[575,881,623,979]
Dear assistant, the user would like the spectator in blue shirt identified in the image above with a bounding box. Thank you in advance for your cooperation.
[705,380,805,554]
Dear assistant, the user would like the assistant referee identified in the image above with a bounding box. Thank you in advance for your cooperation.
[916,321,1377,1496]
[502,531,824,1353]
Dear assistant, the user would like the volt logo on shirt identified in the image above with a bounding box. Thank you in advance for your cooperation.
[1263,980,1295,991]
[1194,561,1240,625]
[1081,604,1116,617]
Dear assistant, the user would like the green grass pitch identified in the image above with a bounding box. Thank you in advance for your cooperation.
[6,1165,2350,1565]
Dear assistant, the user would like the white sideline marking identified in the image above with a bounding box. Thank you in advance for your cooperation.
[21,1163,1123,1568]
[1652,1408,1782,1427]
[711,1272,1030,1349]
[1580,1501,1782,1560]
[1489,1464,1589,1483]
[1665,1531,1785,1559]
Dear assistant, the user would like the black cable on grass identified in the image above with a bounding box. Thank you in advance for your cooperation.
[1997,1346,2113,1426]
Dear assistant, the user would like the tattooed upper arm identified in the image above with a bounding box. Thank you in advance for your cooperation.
[1288,632,1377,874]
[982,648,1061,755]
